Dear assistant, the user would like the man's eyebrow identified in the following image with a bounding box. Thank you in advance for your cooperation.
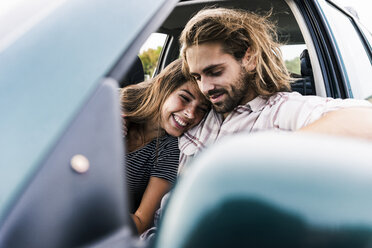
[202,63,224,74]
[190,63,224,76]
[180,89,195,99]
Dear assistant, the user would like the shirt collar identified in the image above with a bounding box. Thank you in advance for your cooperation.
[246,95,269,112]
[230,95,268,114]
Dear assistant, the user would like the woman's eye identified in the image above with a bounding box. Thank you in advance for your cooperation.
[198,106,209,113]
[180,95,190,102]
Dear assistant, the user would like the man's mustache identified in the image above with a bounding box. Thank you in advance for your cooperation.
[206,89,227,98]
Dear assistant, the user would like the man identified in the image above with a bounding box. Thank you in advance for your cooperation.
[177,7,372,173]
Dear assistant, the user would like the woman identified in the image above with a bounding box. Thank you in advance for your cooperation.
[120,59,210,234]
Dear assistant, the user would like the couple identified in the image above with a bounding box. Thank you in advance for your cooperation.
[121,7,372,235]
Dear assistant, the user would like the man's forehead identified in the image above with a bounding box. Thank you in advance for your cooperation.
[185,42,225,73]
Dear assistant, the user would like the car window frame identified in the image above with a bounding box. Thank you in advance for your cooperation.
[317,0,372,100]
[106,0,179,85]
[292,0,351,98]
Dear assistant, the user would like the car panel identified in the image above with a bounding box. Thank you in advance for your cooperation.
[107,0,179,83]
[155,132,372,247]
[0,0,169,225]
[0,79,132,248]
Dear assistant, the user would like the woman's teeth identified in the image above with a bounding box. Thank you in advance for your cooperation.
[174,115,187,127]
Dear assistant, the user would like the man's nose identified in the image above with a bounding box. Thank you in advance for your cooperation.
[199,76,214,95]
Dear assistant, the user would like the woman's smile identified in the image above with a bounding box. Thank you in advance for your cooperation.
[161,81,210,137]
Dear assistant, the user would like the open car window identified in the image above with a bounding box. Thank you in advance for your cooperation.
[138,33,168,79]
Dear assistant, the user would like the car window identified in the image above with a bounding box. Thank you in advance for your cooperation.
[281,44,307,75]
[145,37,309,78]
[138,33,167,79]
[320,1,372,99]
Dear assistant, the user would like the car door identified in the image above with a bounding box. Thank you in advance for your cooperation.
[296,0,372,99]
[314,0,372,100]
[0,0,178,247]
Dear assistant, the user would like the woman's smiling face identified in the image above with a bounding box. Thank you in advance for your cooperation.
[161,81,210,137]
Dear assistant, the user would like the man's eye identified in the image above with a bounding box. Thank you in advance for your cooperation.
[210,71,222,76]
[193,75,201,81]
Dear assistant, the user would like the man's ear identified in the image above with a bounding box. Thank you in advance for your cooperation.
[242,47,256,72]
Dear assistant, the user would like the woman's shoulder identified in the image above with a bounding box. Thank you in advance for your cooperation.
[157,134,180,156]
[158,134,177,143]
[153,135,180,180]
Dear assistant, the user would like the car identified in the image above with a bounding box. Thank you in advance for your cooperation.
[154,132,372,248]
[0,0,371,247]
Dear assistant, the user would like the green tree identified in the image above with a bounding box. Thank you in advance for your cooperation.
[285,57,301,75]
[139,46,162,78]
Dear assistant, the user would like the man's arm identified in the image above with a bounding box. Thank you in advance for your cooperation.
[299,107,372,140]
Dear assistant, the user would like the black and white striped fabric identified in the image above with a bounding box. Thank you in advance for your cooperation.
[126,134,179,213]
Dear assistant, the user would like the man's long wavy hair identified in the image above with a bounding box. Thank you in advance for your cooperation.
[120,58,197,133]
[180,7,292,96]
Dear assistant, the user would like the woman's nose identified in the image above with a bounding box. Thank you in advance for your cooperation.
[184,105,196,119]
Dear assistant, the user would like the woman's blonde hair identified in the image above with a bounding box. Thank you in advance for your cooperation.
[120,58,199,127]
[180,7,292,96]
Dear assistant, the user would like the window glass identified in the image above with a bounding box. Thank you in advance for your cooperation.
[138,33,167,79]
[321,1,372,99]
[281,44,307,75]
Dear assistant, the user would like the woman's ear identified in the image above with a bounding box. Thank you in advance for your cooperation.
[242,47,256,72]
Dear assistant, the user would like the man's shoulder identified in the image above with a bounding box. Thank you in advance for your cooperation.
[185,110,220,134]
[269,91,302,101]
[246,91,302,112]
[179,110,220,153]
[266,91,316,106]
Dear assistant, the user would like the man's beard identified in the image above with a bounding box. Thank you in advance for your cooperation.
[213,68,252,114]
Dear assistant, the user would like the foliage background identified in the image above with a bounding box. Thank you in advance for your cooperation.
[285,57,301,75]
[139,46,162,78]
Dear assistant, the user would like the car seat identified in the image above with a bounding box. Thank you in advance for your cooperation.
[119,56,145,88]
[154,132,372,248]
[291,49,315,95]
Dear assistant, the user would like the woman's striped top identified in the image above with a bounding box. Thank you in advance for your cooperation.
[125,134,179,213]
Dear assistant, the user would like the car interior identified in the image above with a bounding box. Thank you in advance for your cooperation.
[118,0,319,97]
